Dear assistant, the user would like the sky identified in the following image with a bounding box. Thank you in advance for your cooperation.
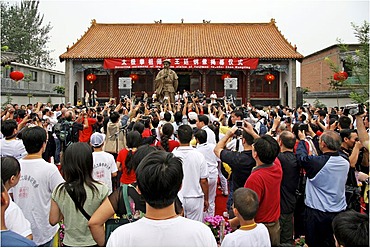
[16,0,370,72]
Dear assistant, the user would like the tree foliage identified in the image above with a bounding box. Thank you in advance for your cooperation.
[1,0,55,68]
[325,21,369,104]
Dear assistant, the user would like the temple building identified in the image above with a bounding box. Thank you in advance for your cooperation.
[60,18,303,106]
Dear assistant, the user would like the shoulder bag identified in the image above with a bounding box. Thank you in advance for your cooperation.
[65,186,91,220]
[105,184,140,243]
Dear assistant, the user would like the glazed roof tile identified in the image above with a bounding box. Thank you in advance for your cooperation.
[60,19,303,61]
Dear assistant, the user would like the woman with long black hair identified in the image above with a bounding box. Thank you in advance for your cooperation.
[116,131,142,185]
[156,123,180,152]
[49,142,109,247]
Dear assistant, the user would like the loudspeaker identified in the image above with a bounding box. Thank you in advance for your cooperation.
[118,77,132,89]
[224,78,238,90]
[119,89,131,99]
[225,89,237,99]
[118,77,132,99]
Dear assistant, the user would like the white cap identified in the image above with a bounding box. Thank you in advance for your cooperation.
[188,112,198,121]
[90,132,106,147]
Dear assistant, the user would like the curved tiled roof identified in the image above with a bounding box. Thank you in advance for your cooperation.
[60,19,303,62]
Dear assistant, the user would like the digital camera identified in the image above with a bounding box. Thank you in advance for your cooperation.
[235,120,244,128]
[344,103,364,116]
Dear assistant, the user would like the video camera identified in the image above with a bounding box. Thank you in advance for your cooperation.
[235,120,244,136]
[344,103,365,116]
[281,116,292,123]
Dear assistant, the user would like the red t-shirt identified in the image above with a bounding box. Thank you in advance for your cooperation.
[156,140,180,152]
[244,158,282,223]
[142,128,152,138]
[79,117,97,142]
[116,148,136,184]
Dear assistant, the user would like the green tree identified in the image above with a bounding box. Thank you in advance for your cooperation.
[1,0,55,68]
[325,21,369,104]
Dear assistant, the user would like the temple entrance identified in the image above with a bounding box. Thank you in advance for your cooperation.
[177,74,190,93]
[74,82,79,105]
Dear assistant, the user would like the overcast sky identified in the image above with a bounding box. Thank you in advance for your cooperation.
[30,0,369,72]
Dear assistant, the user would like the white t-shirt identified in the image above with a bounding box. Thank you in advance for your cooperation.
[172,146,208,201]
[12,158,65,246]
[107,216,217,247]
[5,194,32,237]
[202,125,216,144]
[0,138,27,160]
[196,143,219,179]
[221,224,271,247]
[92,151,118,194]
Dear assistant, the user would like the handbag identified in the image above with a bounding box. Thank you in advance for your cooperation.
[105,184,138,243]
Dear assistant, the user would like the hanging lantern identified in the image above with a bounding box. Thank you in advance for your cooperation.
[9,71,24,81]
[86,73,97,84]
[333,71,348,82]
[265,73,275,84]
[221,73,231,80]
[129,74,139,81]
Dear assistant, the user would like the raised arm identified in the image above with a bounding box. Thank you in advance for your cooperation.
[355,113,369,150]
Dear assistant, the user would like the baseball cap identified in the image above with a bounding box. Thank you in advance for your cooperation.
[188,112,198,121]
[257,110,268,118]
[90,132,105,147]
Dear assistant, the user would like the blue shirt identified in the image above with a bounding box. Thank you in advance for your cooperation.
[0,230,36,247]
[296,141,349,212]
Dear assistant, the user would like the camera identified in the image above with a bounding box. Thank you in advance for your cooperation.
[312,115,318,120]
[235,120,244,128]
[344,103,365,116]
[299,123,309,132]
[302,103,309,108]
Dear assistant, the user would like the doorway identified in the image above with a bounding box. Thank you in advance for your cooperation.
[284,82,288,106]
[74,82,79,105]
[177,75,190,93]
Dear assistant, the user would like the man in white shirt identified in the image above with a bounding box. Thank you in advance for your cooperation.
[172,125,209,222]
[196,115,216,144]
[90,132,117,194]
[210,91,217,104]
[107,150,217,247]
[12,126,65,246]
[195,129,219,217]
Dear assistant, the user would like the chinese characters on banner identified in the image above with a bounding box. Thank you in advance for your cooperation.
[104,58,259,69]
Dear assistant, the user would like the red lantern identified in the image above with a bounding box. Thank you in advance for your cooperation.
[86,73,97,84]
[129,74,138,81]
[9,71,24,81]
[221,73,231,80]
[265,73,275,84]
[333,71,348,82]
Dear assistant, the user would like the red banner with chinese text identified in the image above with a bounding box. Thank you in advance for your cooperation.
[104,58,259,69]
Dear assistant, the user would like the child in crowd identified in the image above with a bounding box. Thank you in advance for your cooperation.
[90,132,118,194]
[332,210,369,247]
[221,188,271,247]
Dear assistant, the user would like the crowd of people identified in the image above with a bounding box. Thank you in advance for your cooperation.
[0,92,369,247]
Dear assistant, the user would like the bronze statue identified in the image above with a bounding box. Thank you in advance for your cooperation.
[154,59,178,103]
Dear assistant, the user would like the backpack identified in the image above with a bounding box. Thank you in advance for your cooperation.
[259,120,267,136]
[54,120,73,145]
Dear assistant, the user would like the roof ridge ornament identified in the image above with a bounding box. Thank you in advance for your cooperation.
[91,19,97,26]
[270,18,276,24]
